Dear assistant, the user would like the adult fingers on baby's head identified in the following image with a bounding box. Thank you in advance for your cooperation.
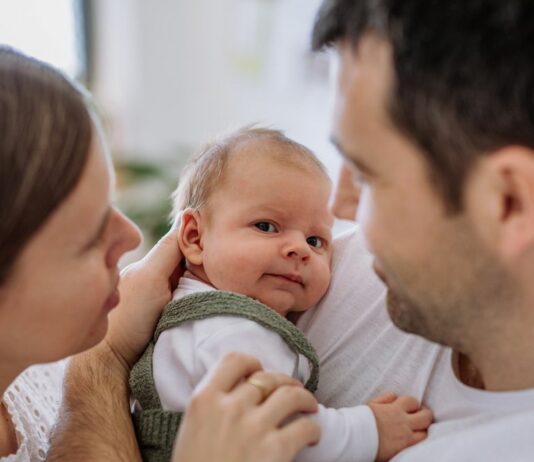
[257,386,318,427]
[396,395,421,413]
[408,408,433,431]
[171,210,183,230]
[204,352,263,394]
[141,224,183,277]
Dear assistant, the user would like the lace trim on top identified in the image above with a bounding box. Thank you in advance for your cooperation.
[1,361,66,461]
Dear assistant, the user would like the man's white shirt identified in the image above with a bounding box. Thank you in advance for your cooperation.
[298,225,534,461]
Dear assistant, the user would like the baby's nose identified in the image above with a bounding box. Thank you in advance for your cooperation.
[283,237,311,261]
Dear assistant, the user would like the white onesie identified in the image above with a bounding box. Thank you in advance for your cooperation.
[153,277,379,462]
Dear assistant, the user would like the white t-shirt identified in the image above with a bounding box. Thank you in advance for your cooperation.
[153,277,379,462]
[298,225,534,461]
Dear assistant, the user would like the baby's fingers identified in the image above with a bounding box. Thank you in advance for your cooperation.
[409,407,433,431]
[396,395,421,413]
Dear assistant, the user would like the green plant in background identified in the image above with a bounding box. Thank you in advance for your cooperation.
[115,153,188,247]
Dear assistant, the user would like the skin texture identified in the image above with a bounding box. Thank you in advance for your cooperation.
[0,129,321,461]
[0,133,141,391]
[368,393,432,462]
[331,162,361,221]
[180,145,334,316]
[7,45,439,460]
[179,143,432,459]
[172,354,320,462]
[0,132,141,459]
[332,34,534,391]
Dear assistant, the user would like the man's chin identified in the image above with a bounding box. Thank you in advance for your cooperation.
[385,289,401,324]
[386,288,418,334]
[386,288,444,346]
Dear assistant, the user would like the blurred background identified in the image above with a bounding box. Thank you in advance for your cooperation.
[0,0,343,256]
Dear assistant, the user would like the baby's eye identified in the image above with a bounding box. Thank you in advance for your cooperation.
[307,236,324,248]
[255,222,278,233]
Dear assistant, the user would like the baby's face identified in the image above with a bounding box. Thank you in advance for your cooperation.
[199,150,334,316]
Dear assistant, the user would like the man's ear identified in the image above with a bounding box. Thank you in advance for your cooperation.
[178,208,204,266]
[469,148,534,261]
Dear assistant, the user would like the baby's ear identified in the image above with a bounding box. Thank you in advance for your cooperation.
[178,208,204,266]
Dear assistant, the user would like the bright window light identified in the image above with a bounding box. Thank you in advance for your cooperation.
[0,0,83,79]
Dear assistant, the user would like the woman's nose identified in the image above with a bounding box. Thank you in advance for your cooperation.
[106,209,142,268]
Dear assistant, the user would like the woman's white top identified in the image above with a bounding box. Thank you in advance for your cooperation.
[1,361,65,462]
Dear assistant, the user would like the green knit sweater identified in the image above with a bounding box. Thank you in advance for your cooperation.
[129,290,320,462]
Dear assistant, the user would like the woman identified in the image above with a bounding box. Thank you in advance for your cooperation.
[0,47,319,461]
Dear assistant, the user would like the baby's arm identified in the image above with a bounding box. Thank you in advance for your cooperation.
[154,318,431,462]
[295,404,378,462]
[153,316,306,410]
[295,393,432,462]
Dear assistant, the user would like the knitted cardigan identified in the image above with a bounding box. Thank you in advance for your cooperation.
[129,290,320,462]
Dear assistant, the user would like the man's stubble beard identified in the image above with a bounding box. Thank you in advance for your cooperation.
[382,223,518,353]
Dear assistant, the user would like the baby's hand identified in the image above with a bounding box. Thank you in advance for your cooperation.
[368,392,432,462]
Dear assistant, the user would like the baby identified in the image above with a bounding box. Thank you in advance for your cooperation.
[130,127,431,462]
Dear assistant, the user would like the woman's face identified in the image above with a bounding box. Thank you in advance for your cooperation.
[0,133,141,367]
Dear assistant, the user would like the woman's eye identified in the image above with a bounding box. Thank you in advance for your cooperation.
[307,236,324,248]
[255,222,277,233]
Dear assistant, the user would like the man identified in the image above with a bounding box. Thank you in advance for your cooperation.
[308,0,534,459]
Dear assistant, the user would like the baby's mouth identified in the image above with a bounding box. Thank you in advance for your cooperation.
[265,273,304,287]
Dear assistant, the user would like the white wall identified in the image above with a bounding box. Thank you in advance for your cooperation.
[92,0,341,179]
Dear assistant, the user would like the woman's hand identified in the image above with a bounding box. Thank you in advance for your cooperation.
[106,220,183,371]
[172,353,321,462]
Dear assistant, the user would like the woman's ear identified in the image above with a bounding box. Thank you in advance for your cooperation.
[178,208,204,266]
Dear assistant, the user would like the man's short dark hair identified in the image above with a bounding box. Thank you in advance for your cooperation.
[313,0,534,212]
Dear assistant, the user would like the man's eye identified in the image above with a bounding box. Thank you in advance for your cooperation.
[307,236,324,248]
[255,222,277,233]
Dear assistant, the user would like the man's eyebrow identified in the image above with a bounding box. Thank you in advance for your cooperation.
[83,207,112,250]
[330,135,374,176]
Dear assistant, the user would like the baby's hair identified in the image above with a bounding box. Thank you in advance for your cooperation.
[171,126,329,220]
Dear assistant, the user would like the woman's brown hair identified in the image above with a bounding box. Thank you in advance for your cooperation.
[0,47,92,284]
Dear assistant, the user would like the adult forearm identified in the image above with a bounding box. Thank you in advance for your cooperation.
[47,342,141,462]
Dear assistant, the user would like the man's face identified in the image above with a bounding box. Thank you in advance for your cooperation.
[331,35,510,349]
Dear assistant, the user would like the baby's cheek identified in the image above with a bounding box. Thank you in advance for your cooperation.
[313,262,332,300]
[211,253,258,291]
